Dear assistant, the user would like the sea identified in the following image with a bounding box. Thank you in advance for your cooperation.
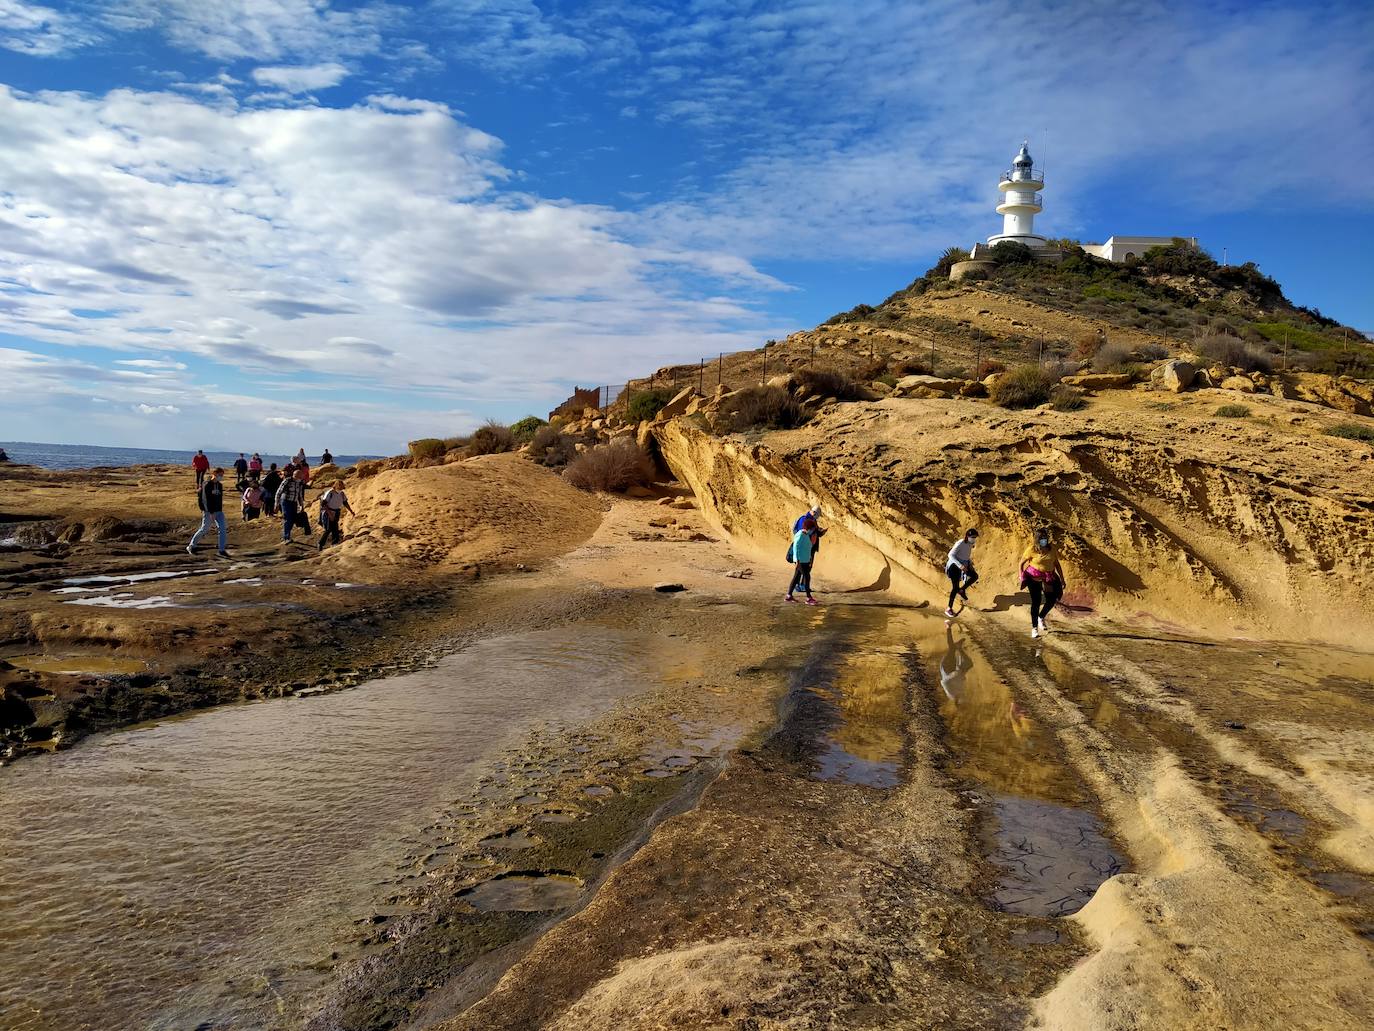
[0,441,380,472]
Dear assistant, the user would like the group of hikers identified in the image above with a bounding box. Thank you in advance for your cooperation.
[186,448,352,558]
[787,508,1066,637]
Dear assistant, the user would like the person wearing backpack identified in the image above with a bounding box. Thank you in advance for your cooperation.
[187,468,229,557]
[277,467,307,543]
[785,514,819,605]
[317,480,355,550]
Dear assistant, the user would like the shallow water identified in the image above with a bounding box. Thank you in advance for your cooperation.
[0,625,700,1031]
[5,654,146,675]
[458,873,584,913]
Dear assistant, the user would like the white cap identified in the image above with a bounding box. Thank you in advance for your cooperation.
[810,504,822,516]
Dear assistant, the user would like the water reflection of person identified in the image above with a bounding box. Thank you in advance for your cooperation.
[939,623,970,703]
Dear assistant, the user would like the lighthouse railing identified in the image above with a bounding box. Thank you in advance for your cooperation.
[1001,167,1045,186]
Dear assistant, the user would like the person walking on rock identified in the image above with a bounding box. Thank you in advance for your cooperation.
[277,467,307,543]
[786,514,819,605]
[261,463,282,517]
[187,468,229,558]
[232,453,249,488]
[320,448,334,466]
[192,449,210,488]
[1019,527,1065,639]
[317,480,355,550]
[944,528,980,617]
[242,479,263,521]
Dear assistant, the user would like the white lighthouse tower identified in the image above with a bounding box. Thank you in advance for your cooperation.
[987,141,1046,249]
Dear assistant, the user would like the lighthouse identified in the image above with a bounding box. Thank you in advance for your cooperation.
[987,141,1046,249]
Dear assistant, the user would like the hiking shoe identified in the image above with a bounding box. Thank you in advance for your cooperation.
[186,544,195,555]
[217,550,230,558]
[944,607,956,618]
[1040,617,1051,632]
[784,594,796,602]
[958,589,969,602]
[1031,626,1041,639]
[805,596,819,606]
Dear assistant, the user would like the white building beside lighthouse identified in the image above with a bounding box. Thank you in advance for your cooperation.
[952,141,1197,278]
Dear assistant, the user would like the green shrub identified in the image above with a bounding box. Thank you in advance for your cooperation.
[991,364,1058,409]
[793,367,868,401]
[928,246,970,278]
[1050,384,1087,411]
[408,438,446,462]
[721,385,806,432]
[466,419,515,457]
[1327,423,1374,443]
[823,302,876,325]
[989,240,1036,265]
[626,387,676,422]
[564,439,655,492]
[959,266,989,282]
[509,416,547,443]
[1215,404,1251,418]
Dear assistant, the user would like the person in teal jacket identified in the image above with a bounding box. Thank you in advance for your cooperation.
[786,514,819,605]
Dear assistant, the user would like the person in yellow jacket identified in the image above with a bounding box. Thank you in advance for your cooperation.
[1019,527,1065,639]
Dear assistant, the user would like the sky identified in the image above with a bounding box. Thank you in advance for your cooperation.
[0,0,1371,454]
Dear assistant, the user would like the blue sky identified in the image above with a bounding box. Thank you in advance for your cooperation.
[0,0,1371,453]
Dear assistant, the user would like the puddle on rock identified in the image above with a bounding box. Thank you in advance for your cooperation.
[477,827,540,850]
[985,795,1125,917]
[6,654,146,676]
[458,872,583,913]
[63,570,194,586]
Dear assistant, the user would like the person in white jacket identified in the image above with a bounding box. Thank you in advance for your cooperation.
[944,528,980,617]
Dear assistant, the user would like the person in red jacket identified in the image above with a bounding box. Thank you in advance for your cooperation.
[192,449,210,488]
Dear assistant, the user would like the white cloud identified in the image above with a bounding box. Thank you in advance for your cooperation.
[100,0,390,62]
[265,416,313,431]
[0,0,95,54]
[116,358,188,370]
[134,403,181,415]
[252,62,350,92]
[0,85,777,418]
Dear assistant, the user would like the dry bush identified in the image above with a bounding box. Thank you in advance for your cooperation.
[991,364,1059,409]
[1073,330,1103,359]
[888,357,932,377]
[466,419,515,457]
[529,425,576,467]
[1136,341,1169,361]
[1215,404,1251,418]
[793,367,868,401]
[974,358,1007,379]
[408,438,446,463]
[1092,341,1136,372]
[564,438,655,492]
[1197,334,1273,373]
[721,385,806,432]
[1050,384,1087,411]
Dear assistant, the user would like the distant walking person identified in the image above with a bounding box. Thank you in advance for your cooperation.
[187,468,229,557]
[192,449,210,487]
[317,480,355,550]
[233,453,248,481]
[320,448,334,466]
[249,452,263,475]
[260,463,282,516]
[1019,527,1065,639]
[277,467,307,543]
[944,528,980,617]
[785,514,819,605]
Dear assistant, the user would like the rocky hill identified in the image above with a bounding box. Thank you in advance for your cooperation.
[573,242,1374,648]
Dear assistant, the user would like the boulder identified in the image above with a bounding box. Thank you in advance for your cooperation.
[893,375,963,397]
[636,421,655,451]
[1061,373,1133,390]
[1220,375,1257,393]
[57,522,85,544]
[85,515,133,541]
[869,380,893,396]
[1151,360,1196,393]
[654,387,701,421]
[669,497,695,510]
[766,374,793,391]
[648,515,676,527]
[958,381,988,398]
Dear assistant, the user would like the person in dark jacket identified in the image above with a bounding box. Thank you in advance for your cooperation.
[260,463,282,516]
[187,468,229,557]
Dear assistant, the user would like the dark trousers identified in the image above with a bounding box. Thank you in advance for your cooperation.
[280,499,298,541]
[947,564,979,608]
[318,509,342,549]
[788,561,813,597]
[1027,577,1063,627]
[196,468,206,487]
